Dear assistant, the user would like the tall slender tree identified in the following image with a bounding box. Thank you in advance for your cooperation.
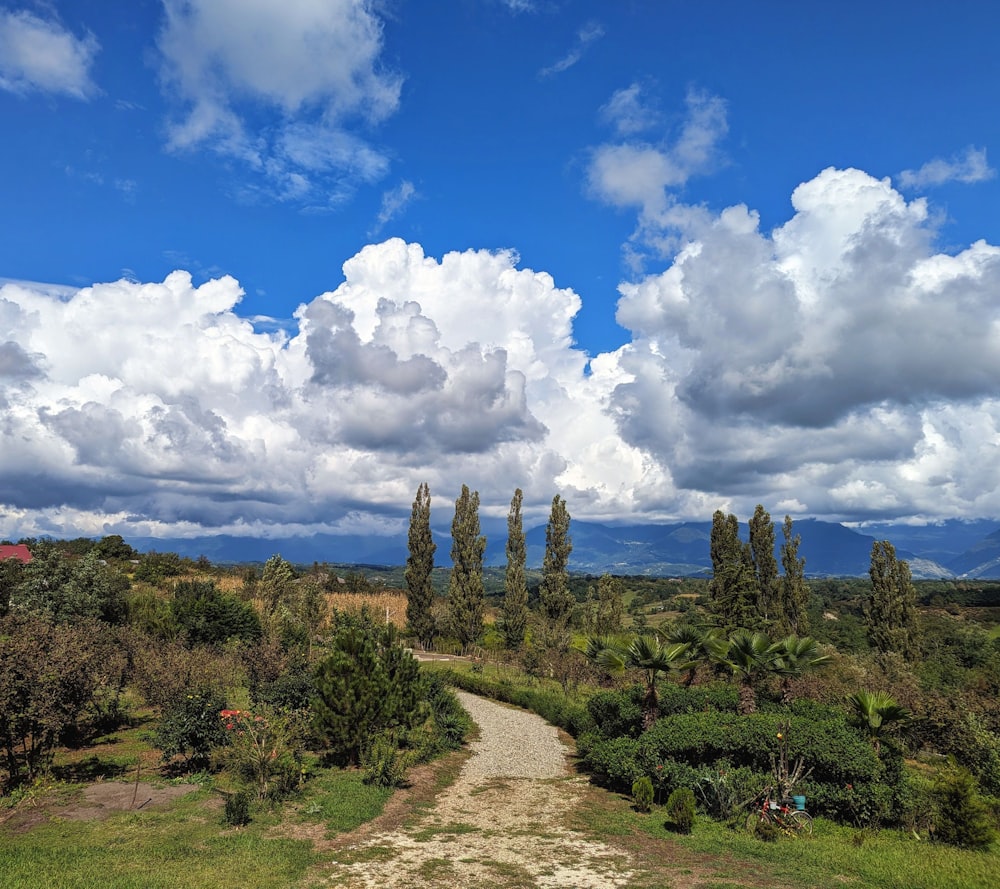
[591,573,625,637]
[779,515,809,635]
[539,494,573,649]
[501,488,529,650]
[448,485,486,650]
[708,510,758,631]
[865,540,921,660]
[748,504,780,627]
[404,482,436,649]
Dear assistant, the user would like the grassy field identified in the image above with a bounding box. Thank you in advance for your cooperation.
[0,759,392,889]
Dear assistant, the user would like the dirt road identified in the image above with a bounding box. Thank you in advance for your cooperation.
[320,690,636,888]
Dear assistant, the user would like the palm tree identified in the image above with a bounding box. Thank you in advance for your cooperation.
[582,633,687,728]
[846,690,911,755]
[772,635,832,704]
[716,631,783,715]
[663,624,726,686]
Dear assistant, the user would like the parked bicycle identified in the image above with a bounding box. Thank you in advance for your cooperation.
[745,789,813,836]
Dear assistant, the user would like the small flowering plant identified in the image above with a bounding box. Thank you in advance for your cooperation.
[215,706,303,801]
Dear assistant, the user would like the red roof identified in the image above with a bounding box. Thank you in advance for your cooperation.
[0,544,32,564]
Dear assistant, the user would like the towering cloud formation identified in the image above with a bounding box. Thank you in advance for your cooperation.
[2,169,1000,539]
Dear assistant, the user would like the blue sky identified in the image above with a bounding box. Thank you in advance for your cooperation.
[2,0,1000,542]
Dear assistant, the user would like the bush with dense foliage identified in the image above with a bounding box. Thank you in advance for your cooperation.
[153,687,230,769]
[666,786,697,833]
[311,613,423,764]
[932,762,997,849]
[0,613,111,787]
[212,706,304,801]
[578,684,888,822]
[170,580,262,647]
[632,775,654,812]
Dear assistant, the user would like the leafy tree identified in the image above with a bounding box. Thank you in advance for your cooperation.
[846,690,911,755]
[0,613,107,786]
[93,534,137,561]
[12,549,128,624]
[447,485,486,650]
[539,494,573,650]
[404,482,437,649]
[259,554,296,619]
[865,540,921,659]
[779,515,809,635]
[311,616,422,764]
[0,557,23,617]
[501,487,529,650]
[153,686,229,770]
[749,505,780,627]
[592,573,625,637]
[171,580,262,647]
[133,550,183,584]
[708,511,758,631]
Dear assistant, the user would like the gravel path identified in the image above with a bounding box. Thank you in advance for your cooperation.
[321,690,636,888]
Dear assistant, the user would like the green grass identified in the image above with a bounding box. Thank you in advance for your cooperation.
[0,788,318,889]
[295,766,393,835]
[576,797,1000,889]
[0,764,394,889]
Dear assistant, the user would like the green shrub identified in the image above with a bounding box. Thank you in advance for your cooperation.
[153,687,229,770]
[312,617,422,765]
[933,763,997,849]
[587,688,644,738]
[666,787,696,833]
[632,775,654,812]
[577,733,640,789]
[424,674,472,751]
[224,789,252,826]
[362,732,409,788]
[213,706,304,801]
[695,761,769,821]
[171,581,261,647]
[656,682,739,716]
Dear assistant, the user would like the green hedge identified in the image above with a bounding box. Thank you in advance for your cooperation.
[436,669,594,737]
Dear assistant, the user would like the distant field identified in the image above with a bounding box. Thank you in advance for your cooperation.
[325,591,409,628]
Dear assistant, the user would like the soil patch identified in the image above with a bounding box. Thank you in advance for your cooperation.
[1,781,198,833]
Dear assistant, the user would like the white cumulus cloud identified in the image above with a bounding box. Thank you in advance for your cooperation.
[157,0,402,204]
[0,8,99,98]
[898,146,995,189]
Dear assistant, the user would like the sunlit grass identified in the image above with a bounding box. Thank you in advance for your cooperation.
[0,788,317,889]
[576,795,1000,889]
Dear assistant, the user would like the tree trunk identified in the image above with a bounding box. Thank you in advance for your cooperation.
[738,680,757,716]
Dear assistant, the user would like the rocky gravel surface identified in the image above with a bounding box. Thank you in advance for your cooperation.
[321,690,637,888]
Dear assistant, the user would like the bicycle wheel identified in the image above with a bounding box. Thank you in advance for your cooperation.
[787,810,813,834]
[745,811,765,834]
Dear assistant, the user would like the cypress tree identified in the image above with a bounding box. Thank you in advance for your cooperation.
[708,510,757,631]
[779,515,809,635]
[748,504,780,627]
[448,485,486,650]
[404,482,436,648]
[539,494,573,649]
[593,573,624,637]
[501,488,529,650]
[865,540,921,659]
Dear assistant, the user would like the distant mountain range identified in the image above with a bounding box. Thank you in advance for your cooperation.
[129,517,1000,579]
